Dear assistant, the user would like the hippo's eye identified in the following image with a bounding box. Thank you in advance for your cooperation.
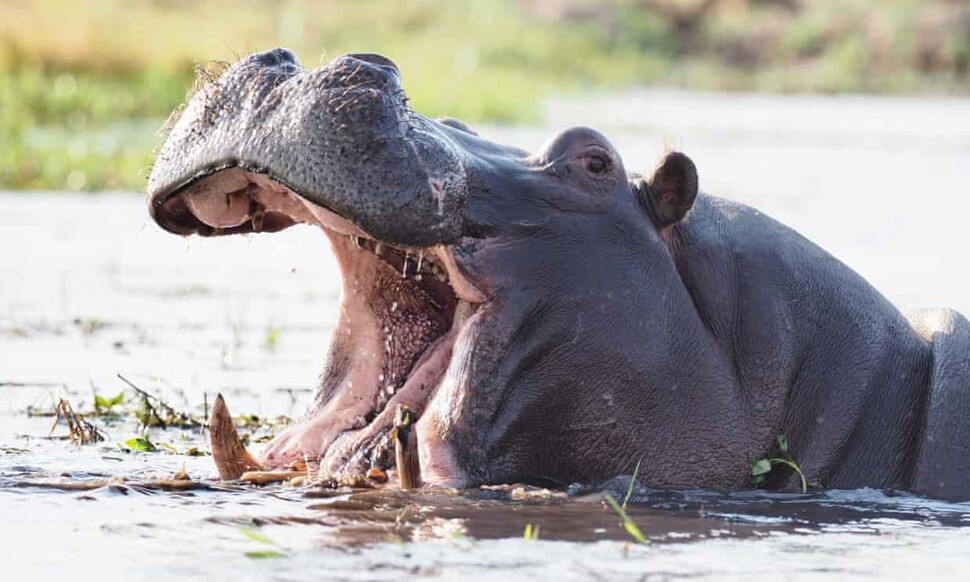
[585,155,608,175]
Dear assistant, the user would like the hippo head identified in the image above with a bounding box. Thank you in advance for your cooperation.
[149,49,699,488]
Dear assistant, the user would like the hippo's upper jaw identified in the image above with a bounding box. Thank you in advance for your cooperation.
[149,49,468,248]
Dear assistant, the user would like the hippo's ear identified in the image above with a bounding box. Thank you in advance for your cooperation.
[635,152,698,228]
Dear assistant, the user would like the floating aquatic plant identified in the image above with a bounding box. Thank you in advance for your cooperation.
[752,434,808,493]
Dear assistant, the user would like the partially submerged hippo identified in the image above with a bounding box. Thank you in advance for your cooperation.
[147,49,970,499]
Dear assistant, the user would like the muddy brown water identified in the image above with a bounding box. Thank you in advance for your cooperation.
[3,91,970,580]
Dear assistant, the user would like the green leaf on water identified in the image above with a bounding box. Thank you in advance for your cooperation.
[265,326,280,352]
[244,550,286,559]
[239,527,275,545]
[124,437,156,452]
[239,527,286,558]
[94,391,125,412]
[751,458,772,476]
[751,434,807,492]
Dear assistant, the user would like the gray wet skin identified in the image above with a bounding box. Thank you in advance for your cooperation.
[148,49,970,499]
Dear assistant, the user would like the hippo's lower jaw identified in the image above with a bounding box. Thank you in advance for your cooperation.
[162,167,486,486]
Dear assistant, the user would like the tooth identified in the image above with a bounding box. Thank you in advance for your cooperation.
[436,272,447,282]
[209,394,265,480]
[386,384,396,396]
[352,235,361,249]
[417,251,424,272]
[391,301,398,312]
[415,274,423,281]
[375,243,383,256]
[394,405,420,489]
[251,210,264,232]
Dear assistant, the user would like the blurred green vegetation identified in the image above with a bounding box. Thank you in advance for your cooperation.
[1,0,968,191]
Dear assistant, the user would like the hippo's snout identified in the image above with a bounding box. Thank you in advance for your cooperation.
[149,48,465,247]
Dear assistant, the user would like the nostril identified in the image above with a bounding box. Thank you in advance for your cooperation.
[250,47,302,70]
[346,53,401,76]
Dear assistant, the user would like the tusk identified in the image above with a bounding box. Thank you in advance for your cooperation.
[209,393,265,480]
[393,404,421,489]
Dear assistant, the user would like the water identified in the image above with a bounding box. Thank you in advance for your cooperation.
[2,90,970,580]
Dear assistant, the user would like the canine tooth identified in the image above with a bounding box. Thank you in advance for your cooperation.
[394,405,420,489]
[352,235,361,249]
[374,243,383,256]
[417,251,424,272]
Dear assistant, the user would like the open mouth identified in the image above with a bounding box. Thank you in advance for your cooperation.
[153,166,485,484]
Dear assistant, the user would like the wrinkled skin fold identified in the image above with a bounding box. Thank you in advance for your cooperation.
[148,49,970,500]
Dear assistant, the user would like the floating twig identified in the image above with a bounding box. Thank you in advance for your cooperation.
[49,399,105,444]
[239,470,306,485]
[116,372,201,429]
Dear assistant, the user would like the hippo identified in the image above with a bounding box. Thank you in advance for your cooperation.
[147,49,970,499]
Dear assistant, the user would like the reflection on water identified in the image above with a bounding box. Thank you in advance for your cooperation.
[2,91,969,579]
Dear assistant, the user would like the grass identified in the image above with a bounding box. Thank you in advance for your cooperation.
[523,523,540,541]
[623,459,642,509]
[603,492,648,544]
[3,0,968,191]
